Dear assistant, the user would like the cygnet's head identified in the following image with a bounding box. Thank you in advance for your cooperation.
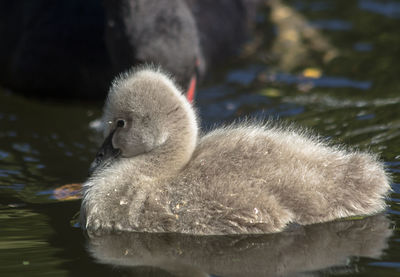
[89,66,198,175]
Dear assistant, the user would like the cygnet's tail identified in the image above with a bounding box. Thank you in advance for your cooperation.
[339,152,391,216]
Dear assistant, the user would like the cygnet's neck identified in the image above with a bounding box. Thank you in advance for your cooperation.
[133,129,198,178]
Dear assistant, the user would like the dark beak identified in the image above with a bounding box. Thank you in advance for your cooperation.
[89,130,121,176]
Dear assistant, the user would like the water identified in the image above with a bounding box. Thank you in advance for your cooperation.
[1,0,400,276]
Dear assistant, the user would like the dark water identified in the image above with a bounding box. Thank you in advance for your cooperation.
[1,0,400,276]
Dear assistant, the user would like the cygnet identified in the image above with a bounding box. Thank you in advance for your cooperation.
[81,66,391,235]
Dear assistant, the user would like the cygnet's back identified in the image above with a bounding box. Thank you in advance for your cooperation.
[81,66,391,235]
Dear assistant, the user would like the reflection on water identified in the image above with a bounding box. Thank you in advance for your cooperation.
[87,215,392,277]
[309,19,353,31]
[262,71,372,90]
[1,0,400,276]
[359,0,400,18]
[0,207,64,275]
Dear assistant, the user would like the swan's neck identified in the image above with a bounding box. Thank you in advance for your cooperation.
[82,131,197,214]
[128,128,198,179]
[131,94,199,178]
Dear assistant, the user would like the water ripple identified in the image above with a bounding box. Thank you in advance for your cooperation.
[309,20,353,31]
[0,150,9,159]
[0,183,25,191]
[359,0,400,18]
[0,169,20,177]
[369,261,400,269]
[294,2,333,11]
[353,42,373,52]
[12,143,37,154]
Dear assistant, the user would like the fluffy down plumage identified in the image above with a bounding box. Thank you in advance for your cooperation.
[81,66,391,235]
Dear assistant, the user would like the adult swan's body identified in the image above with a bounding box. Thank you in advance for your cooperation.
[0,0,261,98]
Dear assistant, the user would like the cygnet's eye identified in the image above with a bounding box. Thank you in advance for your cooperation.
[116,119,126,128]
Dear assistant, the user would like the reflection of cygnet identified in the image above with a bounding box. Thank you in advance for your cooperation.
[81,66,391,235]
[87,215,392,277]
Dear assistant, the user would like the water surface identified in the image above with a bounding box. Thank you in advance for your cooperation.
[1,0,400,276]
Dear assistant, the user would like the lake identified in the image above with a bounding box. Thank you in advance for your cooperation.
[1,0,400,276]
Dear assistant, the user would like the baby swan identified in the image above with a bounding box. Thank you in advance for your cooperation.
[81,66,391,235]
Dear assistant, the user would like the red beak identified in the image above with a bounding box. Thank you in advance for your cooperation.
[185,74,197,103]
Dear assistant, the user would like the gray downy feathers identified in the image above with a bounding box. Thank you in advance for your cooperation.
[81,65,391,235]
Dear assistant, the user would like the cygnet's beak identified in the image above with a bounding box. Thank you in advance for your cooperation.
[89,130,121,176]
